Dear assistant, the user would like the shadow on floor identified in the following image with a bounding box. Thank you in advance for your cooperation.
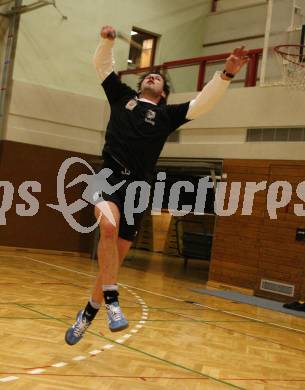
[124,248,210,283]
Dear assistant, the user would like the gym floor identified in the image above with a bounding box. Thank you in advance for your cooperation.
[0,248,305,389]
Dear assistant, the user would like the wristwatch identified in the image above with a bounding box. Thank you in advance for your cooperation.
[222,70,235,79]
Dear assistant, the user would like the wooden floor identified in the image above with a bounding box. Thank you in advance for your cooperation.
[0,248,305,390]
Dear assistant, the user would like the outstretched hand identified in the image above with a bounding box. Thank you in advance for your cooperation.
[223,46,249,78]
[100,25,116,40]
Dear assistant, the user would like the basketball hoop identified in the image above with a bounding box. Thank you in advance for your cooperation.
[274,44,305,89]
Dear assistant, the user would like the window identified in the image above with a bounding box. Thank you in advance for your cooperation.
[128,28,158,69]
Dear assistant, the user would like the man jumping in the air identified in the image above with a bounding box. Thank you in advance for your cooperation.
[65,25,248,345]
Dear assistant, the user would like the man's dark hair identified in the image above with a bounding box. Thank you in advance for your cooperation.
[137,70,170,105]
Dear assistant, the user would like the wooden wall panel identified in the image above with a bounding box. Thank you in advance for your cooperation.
[0,140,97,253]
[209,161,269,291]
[209,260,258,287]
[209,159,305,301]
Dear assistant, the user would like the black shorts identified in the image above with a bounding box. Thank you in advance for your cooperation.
[97,156,150,242]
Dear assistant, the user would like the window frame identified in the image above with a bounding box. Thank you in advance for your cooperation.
[128,27,159,69]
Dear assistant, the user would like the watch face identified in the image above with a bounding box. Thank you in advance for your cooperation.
[223,70,234,78]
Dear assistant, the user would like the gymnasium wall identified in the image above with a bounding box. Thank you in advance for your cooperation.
[5,79,107,155]
[208,159,305,302]
[215,0,266,12]
[4,0,209,152]
[202,0,267,55]
[5,0,304,160]
[0,140,97,253]
[13,0,208,97]
[6,79,305,161]
[163,85,305,161]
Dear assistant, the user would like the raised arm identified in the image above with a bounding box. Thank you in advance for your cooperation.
[93,25,116,82]
[186,46,249,120]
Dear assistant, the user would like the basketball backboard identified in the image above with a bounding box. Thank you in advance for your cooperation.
[260,0,305,86]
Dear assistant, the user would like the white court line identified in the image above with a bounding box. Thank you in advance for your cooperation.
[13,255,305,335]
[51,362,67,368]
[120,283,305,335]
[0,254,150,385]
[0,376,19,382]
[28,368,46,374]
[121,283,182,302]
[21,256,95,278]
[72,356,87,361]
[122,334,131,339]
[89,350,102,355]
[103,344,114,350]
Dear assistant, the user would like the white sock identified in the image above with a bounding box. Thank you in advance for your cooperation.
[89,297,101,309]
[102,284,118,292]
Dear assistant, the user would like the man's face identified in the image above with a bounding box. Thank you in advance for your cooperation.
[140,74,165,99]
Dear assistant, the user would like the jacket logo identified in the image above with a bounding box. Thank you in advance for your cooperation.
[125,99,138,111]
[145,109,156,125]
